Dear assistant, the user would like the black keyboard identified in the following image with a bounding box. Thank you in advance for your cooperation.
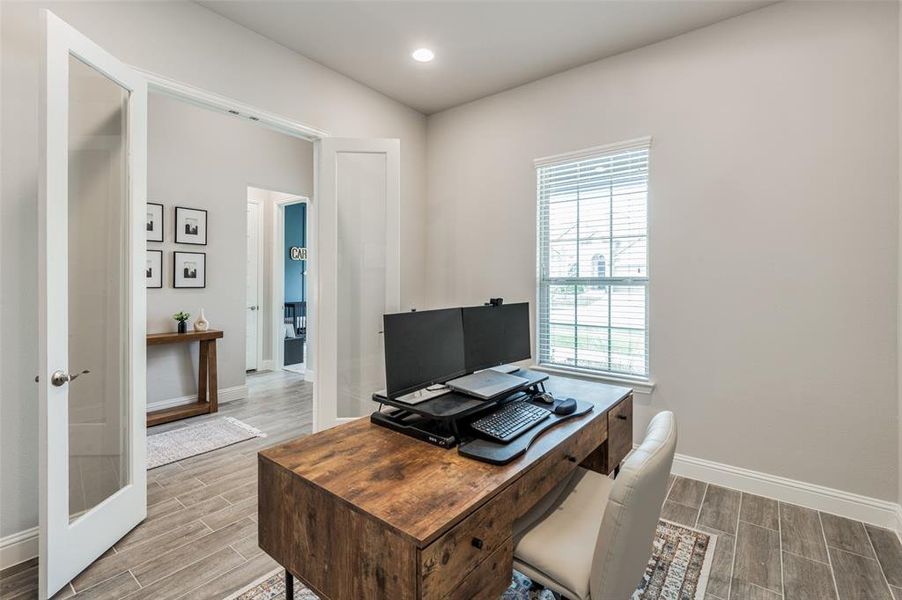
[470,401,551,443]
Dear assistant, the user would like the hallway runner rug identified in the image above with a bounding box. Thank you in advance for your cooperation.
[146,416,265,469]
[224,519,716,600]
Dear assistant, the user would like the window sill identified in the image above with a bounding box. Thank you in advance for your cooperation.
[530,364,656,394]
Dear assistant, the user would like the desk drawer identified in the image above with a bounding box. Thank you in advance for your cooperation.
[441,538,513,600]
[420,488,514,600]
[608,396,633,470]
[510,413,607,517]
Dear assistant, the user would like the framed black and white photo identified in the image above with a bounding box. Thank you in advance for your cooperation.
[174,206,208,245]
[173,251,206,288]
[145,250,163,288]
[146,203,164,242]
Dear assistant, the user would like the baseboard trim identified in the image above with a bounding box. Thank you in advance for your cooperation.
[0,527,38,571]
[146,385,248,413]
[303,369,315,383]
[260,360,274,371]
[670,451,901,531]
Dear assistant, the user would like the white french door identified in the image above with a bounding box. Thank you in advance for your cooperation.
[315,138,400,431]
[39,11,147,599]
[246,201,261,371]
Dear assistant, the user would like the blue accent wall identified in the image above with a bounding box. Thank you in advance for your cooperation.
[284,203,306,302]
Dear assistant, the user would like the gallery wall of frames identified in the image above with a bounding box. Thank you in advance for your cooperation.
[145,203,208,289]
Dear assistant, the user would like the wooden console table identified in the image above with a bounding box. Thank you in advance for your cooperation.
[146,329,223,427]
[258,376,633,600]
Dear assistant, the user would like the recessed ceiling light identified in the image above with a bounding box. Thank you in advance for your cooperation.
[412,48,434,63]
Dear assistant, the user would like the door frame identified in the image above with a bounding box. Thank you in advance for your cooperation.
[142,72,402,429]
[137,69,329,416]
[136,67,329,142]
[271,196,313,378]
[246,198,265,371]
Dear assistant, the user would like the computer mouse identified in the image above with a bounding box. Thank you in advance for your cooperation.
[535,391,554,404]
[553,398,577,415]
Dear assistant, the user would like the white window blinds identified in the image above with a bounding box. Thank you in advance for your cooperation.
[536,139,650,379]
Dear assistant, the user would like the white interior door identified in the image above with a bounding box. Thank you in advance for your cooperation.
[39,11,147,598]
[246,202,260,370]
[316,138,400,431]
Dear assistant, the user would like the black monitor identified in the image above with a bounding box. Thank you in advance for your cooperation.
[383,308,467,398]
[462,302,531,372]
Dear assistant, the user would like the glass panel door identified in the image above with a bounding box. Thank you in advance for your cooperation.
[316,138,400,430]
[336,153,388,418]
[40,11,147,598]
[67,54,130,522]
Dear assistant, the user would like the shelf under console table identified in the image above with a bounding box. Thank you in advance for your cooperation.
[146,329,224,427]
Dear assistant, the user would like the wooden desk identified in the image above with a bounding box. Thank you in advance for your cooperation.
[146,329,223,427]
[258,376,633,600]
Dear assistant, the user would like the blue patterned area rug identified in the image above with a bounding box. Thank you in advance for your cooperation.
[225,520,715,600]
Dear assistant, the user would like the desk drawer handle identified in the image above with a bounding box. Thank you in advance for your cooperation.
[566,455,577,463]
[616,414,628,420]
[471,537,484,550]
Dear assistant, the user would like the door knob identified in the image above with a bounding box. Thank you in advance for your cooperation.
[50,369,90,387]
[249,306,258,311]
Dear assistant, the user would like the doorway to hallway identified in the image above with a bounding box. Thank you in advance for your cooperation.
[245,188,312,380]
[282,201,308,376]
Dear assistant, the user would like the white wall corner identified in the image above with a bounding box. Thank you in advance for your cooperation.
[0,526,38,571]
[668,450,901,531]
[146,384,248,413]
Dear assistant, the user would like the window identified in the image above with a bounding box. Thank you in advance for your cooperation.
[536,139,650,379]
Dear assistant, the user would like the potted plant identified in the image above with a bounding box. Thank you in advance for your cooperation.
[173,311,191,334]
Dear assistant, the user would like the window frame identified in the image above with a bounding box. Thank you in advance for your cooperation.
[534,137,652,384]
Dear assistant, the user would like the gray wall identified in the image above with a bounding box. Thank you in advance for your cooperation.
[425,1,900,501]
[1,0,426,539]
[146,93,313,405]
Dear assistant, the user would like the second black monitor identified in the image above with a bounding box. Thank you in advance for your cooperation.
[462,302,531,373]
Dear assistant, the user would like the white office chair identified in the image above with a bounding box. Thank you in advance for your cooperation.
[512,411,677,600]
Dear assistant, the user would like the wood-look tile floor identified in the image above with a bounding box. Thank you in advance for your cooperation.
[662,475,902,600]
[2,374,901,600]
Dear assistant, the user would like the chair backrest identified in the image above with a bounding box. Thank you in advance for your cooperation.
[589,411,677,600]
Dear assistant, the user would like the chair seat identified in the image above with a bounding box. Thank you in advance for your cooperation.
[513,468,615,600]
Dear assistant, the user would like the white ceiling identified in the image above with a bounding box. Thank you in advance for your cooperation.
[199,1,774,115]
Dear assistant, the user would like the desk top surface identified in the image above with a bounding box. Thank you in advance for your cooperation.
[259,375,630,546]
